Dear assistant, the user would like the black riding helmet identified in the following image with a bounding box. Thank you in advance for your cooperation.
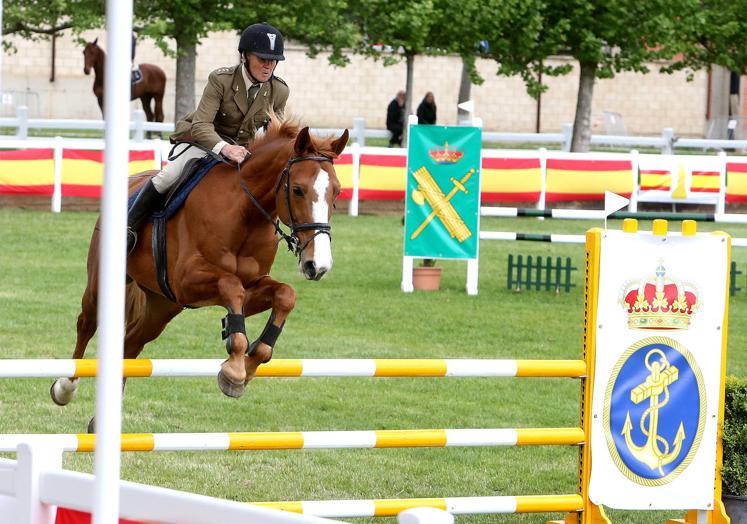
[238,23,285,61]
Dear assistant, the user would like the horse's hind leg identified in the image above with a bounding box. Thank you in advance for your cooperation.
[140,95,154,122]
[51,280,98,406]
[241,277,296,383]
[86,286,182,433]
[153,91,164,138]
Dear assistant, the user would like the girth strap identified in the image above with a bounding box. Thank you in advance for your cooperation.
[151,215,178,303]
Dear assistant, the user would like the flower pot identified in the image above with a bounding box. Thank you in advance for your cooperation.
[412,266,442,291]
[724,494,747,523]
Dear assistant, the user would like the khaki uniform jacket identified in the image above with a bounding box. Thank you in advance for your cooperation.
[171,64,289,149]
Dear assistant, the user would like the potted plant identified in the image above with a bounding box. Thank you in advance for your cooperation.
[722,376,747,521]
[412,258,442,291]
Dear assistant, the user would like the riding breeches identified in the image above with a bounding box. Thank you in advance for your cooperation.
[151,143,208,194]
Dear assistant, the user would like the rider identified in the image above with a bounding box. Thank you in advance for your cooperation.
[126,22,290,254]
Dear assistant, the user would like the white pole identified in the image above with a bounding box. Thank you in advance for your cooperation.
[94,2,133,523]
[52,136,63,213]
[349,143,360,217]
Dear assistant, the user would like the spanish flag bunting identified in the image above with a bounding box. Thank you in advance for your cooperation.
[481,157,542,202]
[545,158,633,201]
[727,161,747,202]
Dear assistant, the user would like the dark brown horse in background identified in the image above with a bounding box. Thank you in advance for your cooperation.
[83,38,166,124]
[51,116,348,429]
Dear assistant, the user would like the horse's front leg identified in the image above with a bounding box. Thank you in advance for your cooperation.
[242,276,296,383]
[216,274,251,398]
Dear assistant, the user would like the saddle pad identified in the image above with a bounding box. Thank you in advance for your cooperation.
[131,68,143,84]
[128,156,222,221]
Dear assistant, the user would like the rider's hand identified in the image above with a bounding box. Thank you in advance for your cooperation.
[220,144,249,163]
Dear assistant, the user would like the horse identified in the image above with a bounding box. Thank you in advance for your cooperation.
[83,38,166,126]
[50,116,349,431]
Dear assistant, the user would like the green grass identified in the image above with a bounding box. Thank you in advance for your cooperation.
[0,208,746,523]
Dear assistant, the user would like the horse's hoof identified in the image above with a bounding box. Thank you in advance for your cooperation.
[217,369,246,398]
[50,378,78,406]
[87,417,96,434]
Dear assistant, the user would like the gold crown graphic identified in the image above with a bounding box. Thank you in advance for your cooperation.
[620,261,699,330]
[429,142,464,164]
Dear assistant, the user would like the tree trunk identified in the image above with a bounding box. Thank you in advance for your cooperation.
[403,51,415,145]
[174,36,196,124]
[571,60,598,152]
[457,57,472,125]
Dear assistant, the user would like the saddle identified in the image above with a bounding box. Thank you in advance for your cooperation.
[128,154,222,304]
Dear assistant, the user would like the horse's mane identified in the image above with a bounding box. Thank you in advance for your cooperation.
[248,112,344,158]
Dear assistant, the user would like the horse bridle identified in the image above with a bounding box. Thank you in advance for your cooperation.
[238,154,333,258]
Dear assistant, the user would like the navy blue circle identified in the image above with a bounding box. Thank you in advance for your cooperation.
[609,342,700,479]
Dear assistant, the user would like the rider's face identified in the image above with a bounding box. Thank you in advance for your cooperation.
[246,54,277,83]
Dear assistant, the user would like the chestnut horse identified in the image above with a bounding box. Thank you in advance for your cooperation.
[83,38,166,125]
[51,116,348,429]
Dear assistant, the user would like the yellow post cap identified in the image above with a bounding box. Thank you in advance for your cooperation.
[682,220,697,236]
[622,218,638,233]
[652,219,668,236]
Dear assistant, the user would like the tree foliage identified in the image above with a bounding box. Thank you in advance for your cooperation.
[2,0,103,50]
[478,0,687,151]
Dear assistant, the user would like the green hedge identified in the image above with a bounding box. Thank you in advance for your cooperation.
[723,377,747,496]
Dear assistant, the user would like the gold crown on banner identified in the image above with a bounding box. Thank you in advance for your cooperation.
[620,261,699,330]
[429,141,464,164]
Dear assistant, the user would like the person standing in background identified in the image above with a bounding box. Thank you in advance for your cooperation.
[416,92,437,125]
[386,90,406,147]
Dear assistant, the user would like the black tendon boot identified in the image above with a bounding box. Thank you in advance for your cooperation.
[127,179,165,254]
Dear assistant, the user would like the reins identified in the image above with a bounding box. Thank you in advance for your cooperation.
[236,153,333,258]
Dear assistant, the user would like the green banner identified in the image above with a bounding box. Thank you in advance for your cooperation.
[404,125,482,259]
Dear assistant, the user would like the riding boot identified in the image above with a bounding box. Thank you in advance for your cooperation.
[127,179,165,254]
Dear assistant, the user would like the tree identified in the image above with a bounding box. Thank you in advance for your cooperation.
[344,0,442,140]
[131,1,239,122]
[661,0,747,75]
[136,1,360,122]
[480,0,686,151]
[2,0,103,48]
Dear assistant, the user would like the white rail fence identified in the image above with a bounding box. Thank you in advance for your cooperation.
[5,105,747,152]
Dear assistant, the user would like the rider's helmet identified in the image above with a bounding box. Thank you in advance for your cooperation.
[238,23,285,61]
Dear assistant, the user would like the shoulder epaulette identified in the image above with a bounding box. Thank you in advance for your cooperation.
[213,65,237,75]
[272,75,288,87]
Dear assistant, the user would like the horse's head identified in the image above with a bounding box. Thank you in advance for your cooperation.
[276,127,348,281]
[83,38,99,75]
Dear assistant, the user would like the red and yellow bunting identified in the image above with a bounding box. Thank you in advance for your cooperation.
[359,153,407,200]
[481,157,542,202]
[335,152,354,199]
[727,162,747,202]
[0,148,155,198]
[545,158,633,201]
[690,169,720,193]
[0,148,55,195]
[640,169,671,191]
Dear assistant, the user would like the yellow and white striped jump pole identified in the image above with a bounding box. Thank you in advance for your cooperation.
[253,494,584,518]
[0,359,586,378]
[0,428,584,453]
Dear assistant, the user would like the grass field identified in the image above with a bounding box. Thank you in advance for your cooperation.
[0,207,746,523]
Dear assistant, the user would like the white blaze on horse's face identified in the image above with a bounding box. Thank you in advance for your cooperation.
[299,167,333,279]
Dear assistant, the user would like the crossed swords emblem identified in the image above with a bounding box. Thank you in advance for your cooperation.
[409,166,475,241]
